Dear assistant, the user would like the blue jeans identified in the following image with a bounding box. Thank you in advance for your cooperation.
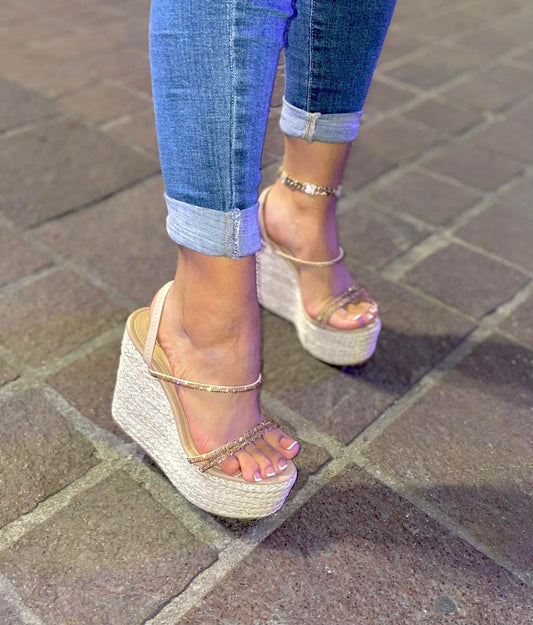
[149,0,396,259]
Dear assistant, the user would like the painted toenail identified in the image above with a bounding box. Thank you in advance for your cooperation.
[233,472,242,478]
[285,440,298,450]
[278,460,288,470]
[254,471,262,482]
[266,471,276,477]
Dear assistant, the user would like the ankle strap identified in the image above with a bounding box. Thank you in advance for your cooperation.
[143,280,262,393]
[278,166,343,199]
[143,280,173,367]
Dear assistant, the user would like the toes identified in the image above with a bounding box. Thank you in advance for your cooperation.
[246,443,278,479]
[329,301,378,330]
[254,438,289,475]
[233,449,262,482]
[218,455,241,477]
[265,429,299,460]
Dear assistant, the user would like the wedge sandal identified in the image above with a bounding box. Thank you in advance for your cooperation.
[111,280,297,519]
[256,170,381,366]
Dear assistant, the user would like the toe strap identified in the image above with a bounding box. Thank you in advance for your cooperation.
[187,419,279,473]
[315,283,377,329]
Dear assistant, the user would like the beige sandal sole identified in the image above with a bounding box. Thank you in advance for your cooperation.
[111,306,297,519]
[256,187,381,366]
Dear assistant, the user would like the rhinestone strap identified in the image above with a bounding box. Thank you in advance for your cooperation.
[148,367,262,393]
[315,284,373,328]
[272,245,345,267]
[187,419,279,472]
[278,166,343,199]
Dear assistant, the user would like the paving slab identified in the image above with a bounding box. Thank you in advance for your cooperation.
[46,340,125,439]
[457,195,533,274]
[0,76,59,133]
[59,83,149,123]
[363,334,533,575]
[342,142,396,190]
[337,202,429,268]
[424,143,524,191]
[386,42,485,88]
[263,270,474,443]
[34,177,177,306]
[404,243,529,319]
[0,471,217,625]
[364,79,415,113]
[0,46,103,97]
[471,118,533,163]
[356,118,442,164]
[106,109,158,154]
[443,65,533,112]
[0,270,127,367]
[499,294,533,351]
[370,170,481,225]
[0,117,158,227]
[179,464,533,625]
[376,27,426,64]
[0,360,18,387]
[404,99,482,136]
[0,228,51,287]
[0,387,98,528]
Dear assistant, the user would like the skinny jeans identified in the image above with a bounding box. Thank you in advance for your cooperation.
[149,0,397,259]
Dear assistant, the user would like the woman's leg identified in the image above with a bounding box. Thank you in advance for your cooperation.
[264,0,396,329]
[148,0,299,482]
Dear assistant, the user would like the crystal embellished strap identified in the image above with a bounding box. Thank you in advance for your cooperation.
[148,367,262,393]
[273,245,345,267]
[315,284,374,328]
[187,419,279,472]
[278,166,343,198]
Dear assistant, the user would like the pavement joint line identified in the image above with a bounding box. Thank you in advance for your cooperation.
[379,170,531,281]
[0,322,125,389]
[448,235,533,279]
[142,453,352,625]
[0,574,46,625]
[25,169,161,232]
[364,197,440,234]
[378,6,533,75]
[348,454,533,589]
[32,322,126,380]
[0,264,59,297]
[0,459,117,552]
[0,112,65,141]
[0,344,29,379]
[380,230,453,281]
[344,278,533,458]
[113,454,231,550]
[261,390,343,457]
[383,276,482,324]
[21,220,147,311]
[41,383,231,549]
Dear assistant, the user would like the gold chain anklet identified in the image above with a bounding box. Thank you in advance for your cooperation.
[277,166,343,199]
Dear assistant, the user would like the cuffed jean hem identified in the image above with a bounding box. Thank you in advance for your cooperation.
[279,96,362,143]
[164,192,261,260]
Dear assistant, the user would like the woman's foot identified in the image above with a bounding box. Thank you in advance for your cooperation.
[151,248,299,483]
[262,176,378,330]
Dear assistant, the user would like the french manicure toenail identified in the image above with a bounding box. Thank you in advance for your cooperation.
[233,472,242,478]
[286,440,298,450]
[254,472,262,482]
[279,461,288,470]
[266,471,276,477]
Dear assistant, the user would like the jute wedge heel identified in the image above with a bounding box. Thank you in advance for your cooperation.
[111,281,297,519]
[256,178,382,366]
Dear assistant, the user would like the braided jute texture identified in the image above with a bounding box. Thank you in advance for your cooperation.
[111,326,296,519]
[256,238,381,366]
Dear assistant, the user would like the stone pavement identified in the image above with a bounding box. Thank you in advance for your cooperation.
[1,0,533,622]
